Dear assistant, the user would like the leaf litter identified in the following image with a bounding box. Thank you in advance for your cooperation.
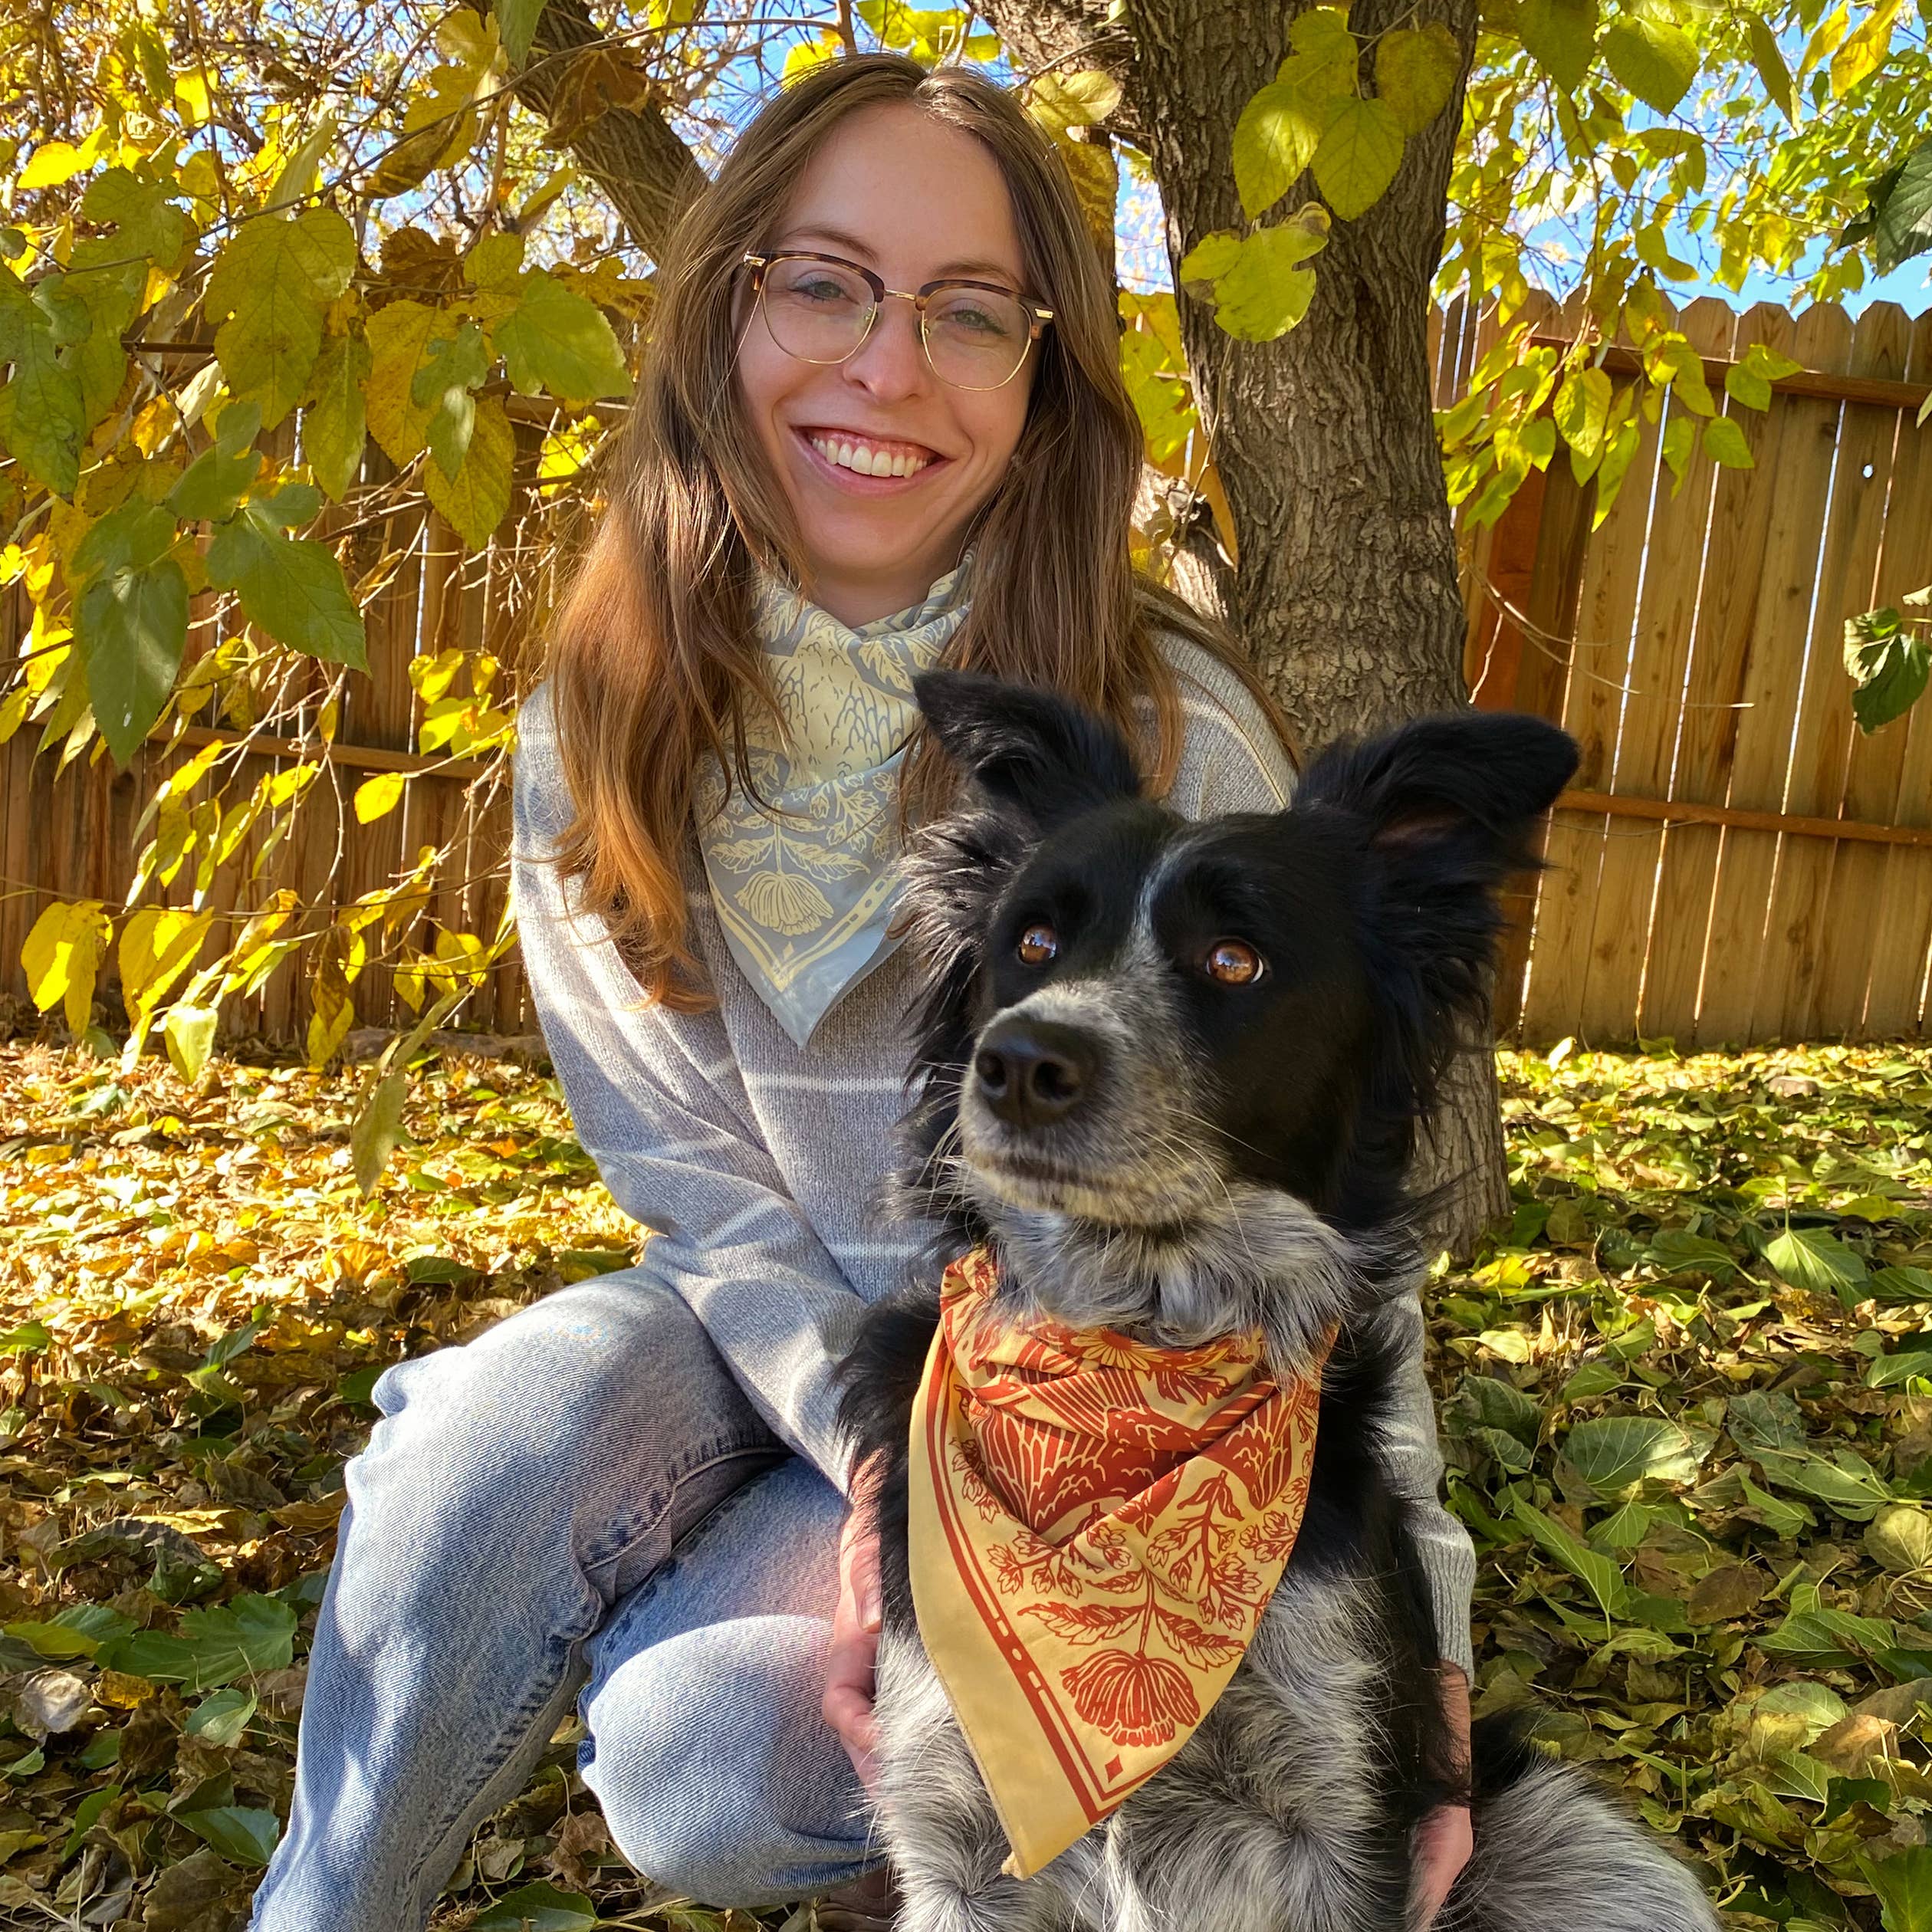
[11,1031,1932,1925]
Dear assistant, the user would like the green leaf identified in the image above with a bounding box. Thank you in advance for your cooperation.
[94,1592,296,1691]
[1766,1225,1870,1303]
[1743,8,1795,120]
[422,393,514,549]
[61,1782,121,1861]
[1184,210,1331,342]
[1753,1445,1892,1520]
[1865,1503,1932,1572]
[0,325,86,495]
[497,0,550,64]
[78,557,189,768]
[1601,14,1700,112]
[1375,23,1462,135]
[204,208,358,428]
[305,328,371,502]
[495,271,630,405]
[1759,1604,1897,1666]
[1311,95,1406,222]
[352,1063,409,1198]
[0,1319,52,1355]
[205,505,367,671]
[186,1688,258,1750]
[168,446,262,524]
[1644,1227,1737,1278]
[1280,6,1362,96]
[1444,1373,1543,1448]
[1871,1347,1932,1390]
[472,1882,600,1931]
[412,318,490,481]
[176,1804,281,1867]
[1875,140,1932,274]
[1863,1846,1932,1932]
[1518,0,1598,91]
[1727,1388,1806,1451]
[1557,1415,1704,1501]
[1510,1490,1633,1625]
[1233,80,1324,219]
[1845,606,1930,734]
[1703,414,1756,470]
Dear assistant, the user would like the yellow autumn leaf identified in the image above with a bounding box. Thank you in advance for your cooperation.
[22,900,113,1033]
[422,393,514,549]
[119,907,214,1020]
[353,771,408,823]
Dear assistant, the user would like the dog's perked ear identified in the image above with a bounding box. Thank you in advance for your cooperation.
[1297,711,1579,876]
[912,669,1142,830]
[1296,711,1579,1093]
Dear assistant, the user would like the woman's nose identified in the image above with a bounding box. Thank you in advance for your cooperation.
[841,297,932,400]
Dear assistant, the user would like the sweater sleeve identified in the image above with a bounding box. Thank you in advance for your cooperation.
[1158,639,1477,1677]
[510,685,867,1490]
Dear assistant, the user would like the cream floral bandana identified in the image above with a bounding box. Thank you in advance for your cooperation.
[695,557,972,1047]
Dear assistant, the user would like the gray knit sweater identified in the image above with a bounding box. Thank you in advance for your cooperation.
[509,639,1477,1673]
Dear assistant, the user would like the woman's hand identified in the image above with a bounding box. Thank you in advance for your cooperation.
[823,1467,885,1796]
[1411,1661,1474,1929]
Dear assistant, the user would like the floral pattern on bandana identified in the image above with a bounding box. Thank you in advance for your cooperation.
[695,557,972,1048]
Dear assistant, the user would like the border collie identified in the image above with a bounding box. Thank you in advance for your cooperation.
[836,671,1720,1932]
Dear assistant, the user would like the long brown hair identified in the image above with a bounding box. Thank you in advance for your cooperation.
[541,51,1287,1010]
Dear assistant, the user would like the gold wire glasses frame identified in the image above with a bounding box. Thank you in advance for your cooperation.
[741,249,1054,393]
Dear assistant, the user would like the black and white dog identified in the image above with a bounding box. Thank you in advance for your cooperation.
[836,671,1720,1932]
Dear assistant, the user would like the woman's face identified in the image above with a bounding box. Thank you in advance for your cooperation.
[734,102,1038,627]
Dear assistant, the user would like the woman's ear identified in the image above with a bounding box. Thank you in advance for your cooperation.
[912,669,1141,832]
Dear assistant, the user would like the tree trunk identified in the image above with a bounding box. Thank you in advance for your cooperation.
[1126,0,1506,1260]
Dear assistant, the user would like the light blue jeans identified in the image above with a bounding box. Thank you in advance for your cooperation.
[248,1271,886,1930]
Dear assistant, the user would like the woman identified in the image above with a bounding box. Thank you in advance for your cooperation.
[249,53,1477,1932]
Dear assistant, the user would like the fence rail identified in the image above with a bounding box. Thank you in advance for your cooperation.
[5,290,1932,1051]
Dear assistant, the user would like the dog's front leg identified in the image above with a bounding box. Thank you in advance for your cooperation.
[872,1627,1087,1932]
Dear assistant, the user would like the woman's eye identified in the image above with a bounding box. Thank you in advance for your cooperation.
[1017,923,1059,966]
[1204,939,1263,985]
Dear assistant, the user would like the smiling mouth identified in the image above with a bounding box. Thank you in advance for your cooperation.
[796,425,943,481]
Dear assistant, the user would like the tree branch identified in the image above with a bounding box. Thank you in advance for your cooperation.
[485,0,707,263]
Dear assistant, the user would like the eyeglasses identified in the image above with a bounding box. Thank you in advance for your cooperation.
[741,249,1053,393]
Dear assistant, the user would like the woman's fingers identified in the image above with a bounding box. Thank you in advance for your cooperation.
[826,1499,884,1792]
[1410,1802,1474,1928]
[823,1622,882,1790]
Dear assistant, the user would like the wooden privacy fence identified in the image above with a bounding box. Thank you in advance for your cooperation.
[1442,291,1932,1050]
[4,291,1932,1051]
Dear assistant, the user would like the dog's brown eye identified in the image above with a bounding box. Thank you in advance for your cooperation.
[1204,939,1263,984]
[1017,923,1059,966]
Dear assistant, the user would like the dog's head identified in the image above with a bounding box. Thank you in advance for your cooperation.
[893,669,1579,1376]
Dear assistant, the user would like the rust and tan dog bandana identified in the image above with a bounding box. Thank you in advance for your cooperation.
[907,1246,1326,1878]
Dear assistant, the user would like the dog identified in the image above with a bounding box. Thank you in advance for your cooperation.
[834,669,1721,1932]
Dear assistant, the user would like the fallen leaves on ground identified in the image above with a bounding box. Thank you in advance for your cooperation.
[1440,1039,1932,1932]
[12,1032,1932,1927]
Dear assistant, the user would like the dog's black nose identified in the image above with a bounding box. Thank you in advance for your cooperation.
[974,1019,1094,1127]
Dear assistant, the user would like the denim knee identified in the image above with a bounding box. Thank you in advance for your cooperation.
[583,1615,872,1907]
[348,1273,774,1595]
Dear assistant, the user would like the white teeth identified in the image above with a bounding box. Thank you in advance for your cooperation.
[808,432,931,478]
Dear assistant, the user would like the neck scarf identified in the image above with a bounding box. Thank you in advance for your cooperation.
[908,1247,1326,1879]
[695,558,972,1048]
